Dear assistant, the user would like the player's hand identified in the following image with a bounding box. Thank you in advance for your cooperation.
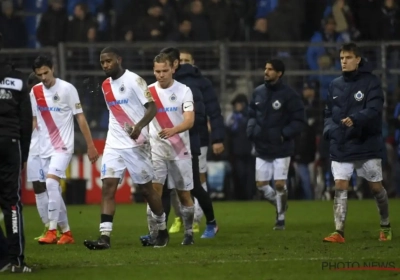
[159,128,176,139]
[87,146,99,164]
[21,162,27,171]
[341,117,353,127]
[124,123,142,140]
[212,143,224,155]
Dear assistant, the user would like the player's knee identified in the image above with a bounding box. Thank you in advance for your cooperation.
[274,180,286,191]
[32,181,46,194]
[102,179,118,199]
[256,181,268,188]
[177,190,193,206]
[334,180,349,190]
[368,181,383,193]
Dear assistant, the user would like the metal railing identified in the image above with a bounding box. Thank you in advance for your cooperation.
[2,41,400,130]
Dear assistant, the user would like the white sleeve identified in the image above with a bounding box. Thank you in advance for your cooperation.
[133,76,154,106]
[182,86,194,112]
[68,84,83,115]
[30,90,37,117]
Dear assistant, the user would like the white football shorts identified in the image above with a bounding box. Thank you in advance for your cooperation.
[152,158,193,191]
[101,145,153,184]
[27,154,44,182]
[331,159,382,182]
[40,153,72,181]
[255,157,291,182]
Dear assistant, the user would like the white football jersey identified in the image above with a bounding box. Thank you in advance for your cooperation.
[148,80,193,160]
[28,128,39,156]
[30,78,83,158]
[102,70,154,149]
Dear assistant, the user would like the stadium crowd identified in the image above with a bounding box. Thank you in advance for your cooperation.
[1,0,400,201]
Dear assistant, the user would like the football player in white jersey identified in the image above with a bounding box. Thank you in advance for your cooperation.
[26,72,61,240]
[30,55,99,245]
[147,53,195,245]
[83,47,169,250]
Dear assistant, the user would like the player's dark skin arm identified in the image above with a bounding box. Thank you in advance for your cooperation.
[127,102,157,140]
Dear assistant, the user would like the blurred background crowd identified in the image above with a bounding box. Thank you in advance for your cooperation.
[2,0,400,201]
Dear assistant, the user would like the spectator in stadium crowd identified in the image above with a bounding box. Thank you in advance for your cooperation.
[66,3,98,70]
[349,0,380,41]
[136,2,170,41]
[167,18,193,41]
[294,82,319,200]
[36,0,69,47]
[306,15,345,71]
[67,3,97,43]
[323,0,360,42]
[0,0,27,48]
[157,0,179,32]
[309,54,337,100]
[226,94,256,200]
[186,0,211,41]
[66,0,104,18]
[373,0,400,92]
[206,0,236,41]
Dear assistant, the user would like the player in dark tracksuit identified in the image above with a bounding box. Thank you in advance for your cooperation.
[322,43,392,243]
[0,33,32,273]
[140,48,219,246]
[168,49,224,235]
[247,59,305,230]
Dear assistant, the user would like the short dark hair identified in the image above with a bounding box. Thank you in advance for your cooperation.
[154,53,174,66]
[159,47,180,62]
[180,48,194,58]
[32,55,53,71]
[266,58,285,76]
[27,72,40,86]
[101,47,121,57]
[340,42,361,57]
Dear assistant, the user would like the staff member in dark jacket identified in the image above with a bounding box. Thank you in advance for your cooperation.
[247,58,305,230]
[322,43,391,243]
[0,33,32,273]
[140,47,219,246]
[168,49,225,234]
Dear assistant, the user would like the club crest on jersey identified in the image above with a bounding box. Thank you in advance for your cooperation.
[119,84,125,93]
[53,92,60,102]
[169,93,177,102]
[272,100,281,110]
[354,91,364,101]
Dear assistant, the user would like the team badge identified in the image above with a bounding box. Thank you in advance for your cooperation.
[53,92,60,102]
[120,83,125,93]
[169,93,177,102]
[272,100,281,110]
[354,91,364,101]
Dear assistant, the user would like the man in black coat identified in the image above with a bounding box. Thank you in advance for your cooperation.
[0,33,32,273]
[247,58,306,230]
[168,49,225,234]
[322,42,391,243]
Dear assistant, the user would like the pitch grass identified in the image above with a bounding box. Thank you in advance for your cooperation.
[2,200,400,280]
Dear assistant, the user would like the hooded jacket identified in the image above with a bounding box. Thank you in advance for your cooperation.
[323,58,384,161]
[173,64,206,155]
[0,58,32,163]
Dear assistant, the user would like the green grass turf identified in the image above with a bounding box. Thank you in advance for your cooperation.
[1,200,399,280]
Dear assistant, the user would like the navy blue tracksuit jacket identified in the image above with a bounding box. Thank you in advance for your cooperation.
[323,58,384,162]
[247,80,306,159]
